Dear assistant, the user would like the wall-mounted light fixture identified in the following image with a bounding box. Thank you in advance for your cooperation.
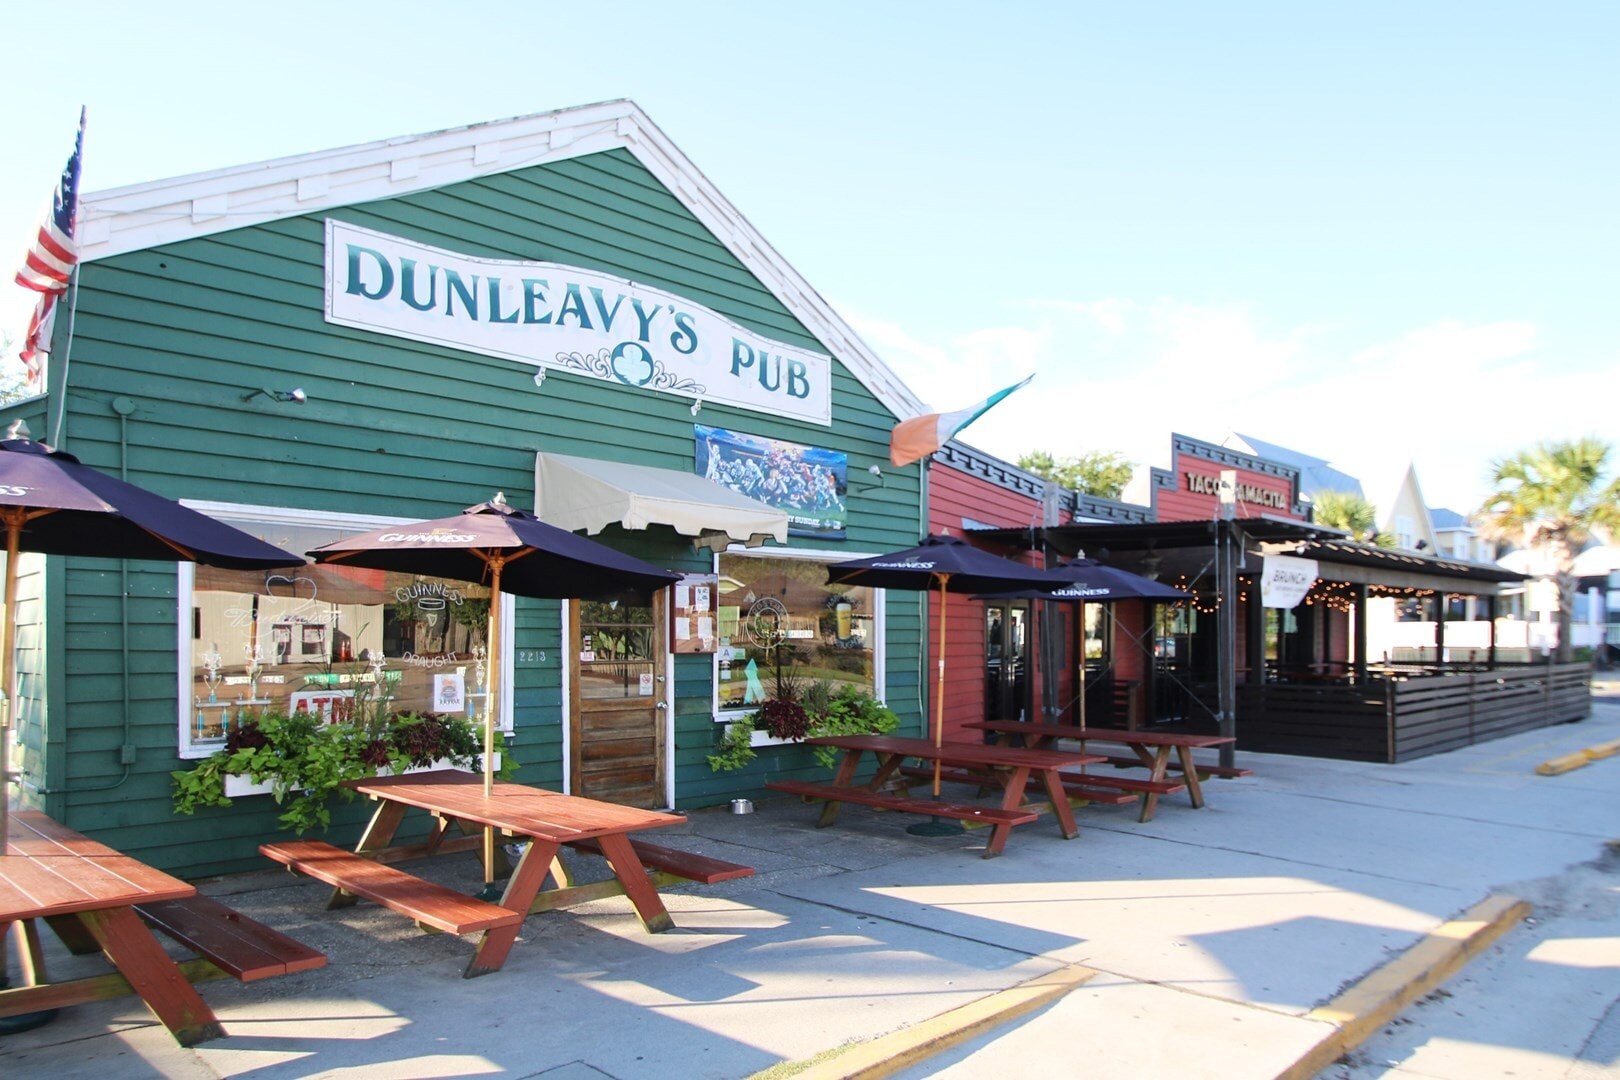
[853,463,887,491]
[243,388,307,404]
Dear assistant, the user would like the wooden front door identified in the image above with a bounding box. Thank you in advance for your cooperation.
[570,597,666,808]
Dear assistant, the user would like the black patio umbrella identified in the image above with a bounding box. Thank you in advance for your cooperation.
[307,493,679,887]
[0,433,303,845]
[306,493,679,797]
[826,535,1054,799]
[978,559,1189,728]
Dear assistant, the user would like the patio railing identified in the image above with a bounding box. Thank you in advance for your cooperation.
[1237,661,1592,763]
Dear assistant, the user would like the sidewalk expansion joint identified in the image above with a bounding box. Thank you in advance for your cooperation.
[1274,891,1531,1080]
[754,962,1098,1080]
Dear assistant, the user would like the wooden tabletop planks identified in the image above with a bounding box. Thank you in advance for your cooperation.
[346,771,685,842]
[2,813,195,920]
[806,734,1105,771]
[965,721,1236,749]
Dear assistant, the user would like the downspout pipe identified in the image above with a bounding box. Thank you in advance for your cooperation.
[37,395,137,796]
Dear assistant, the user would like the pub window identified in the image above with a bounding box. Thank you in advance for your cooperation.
[176,502,510,759]
[1083,603,1110,665]
[714,550,881,715]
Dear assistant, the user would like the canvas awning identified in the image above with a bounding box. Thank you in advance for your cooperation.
[534,452,788,552]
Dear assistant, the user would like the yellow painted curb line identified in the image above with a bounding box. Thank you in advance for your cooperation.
[1275,893,1531,1080]
[761,962,1097,1080]
[1536,738,1620,775]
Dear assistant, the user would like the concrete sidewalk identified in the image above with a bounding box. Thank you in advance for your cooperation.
[4,699,1618,1079]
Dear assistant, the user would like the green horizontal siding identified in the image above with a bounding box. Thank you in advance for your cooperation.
[36,146,922,875]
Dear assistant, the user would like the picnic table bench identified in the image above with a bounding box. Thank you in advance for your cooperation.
[766,734,1104,857]
[135,894,327,983]
[892,764,1141,806]
[965,721,1242,822]
[263,770,753,977]
[3,810,323,1046]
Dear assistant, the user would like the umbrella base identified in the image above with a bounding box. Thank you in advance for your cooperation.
[0,1009,58,1036]
[906,817,966,836]
[0,977,57,1034]
[474,881,507,902]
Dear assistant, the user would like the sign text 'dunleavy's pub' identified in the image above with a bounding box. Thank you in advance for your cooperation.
[324,220,833,424]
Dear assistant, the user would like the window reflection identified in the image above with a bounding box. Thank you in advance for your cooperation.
[715,554,875,709]
[578,600,656,701]
[185,517,491,752]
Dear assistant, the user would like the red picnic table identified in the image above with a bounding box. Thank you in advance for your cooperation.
[966,721,1244,822]
[766,733,1105,857]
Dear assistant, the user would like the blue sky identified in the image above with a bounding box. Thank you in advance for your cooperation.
[2,1,1615,516]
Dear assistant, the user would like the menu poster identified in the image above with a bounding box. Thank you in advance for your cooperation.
[671,572,719,654]
[433,672,467,713]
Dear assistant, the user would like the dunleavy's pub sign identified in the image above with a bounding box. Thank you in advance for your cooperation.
[324,221,833,424]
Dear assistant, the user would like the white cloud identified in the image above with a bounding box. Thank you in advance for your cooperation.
[844,297,1599,518]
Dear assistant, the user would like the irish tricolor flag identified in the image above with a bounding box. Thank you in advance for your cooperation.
[889,375,1034,467]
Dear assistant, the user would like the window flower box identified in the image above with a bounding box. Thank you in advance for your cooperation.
[221,754,500,799]
[174,710,498,833]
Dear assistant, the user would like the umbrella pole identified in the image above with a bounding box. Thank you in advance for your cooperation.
[0,514,57,1035]
[1078,600,1087,732]
[1,514,20,849]
[933,573,949,796]
[909,574,963,837]
[481,558,503,888]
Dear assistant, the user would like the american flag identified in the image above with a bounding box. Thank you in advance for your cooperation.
[14,108,86,384]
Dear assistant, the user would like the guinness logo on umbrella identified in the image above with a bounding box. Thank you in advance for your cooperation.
[378,528,479,543]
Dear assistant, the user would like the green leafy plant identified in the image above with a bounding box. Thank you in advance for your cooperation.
[706,716,757,772]
[804,684,900,769]
[704,681,900,773]
[172,707,488,834]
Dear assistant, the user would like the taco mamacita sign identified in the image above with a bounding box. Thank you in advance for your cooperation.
[325,221,833,424]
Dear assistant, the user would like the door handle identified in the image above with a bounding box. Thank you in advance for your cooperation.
[656,702,667,711]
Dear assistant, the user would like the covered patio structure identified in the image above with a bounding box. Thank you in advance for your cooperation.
[973,518,1588,765]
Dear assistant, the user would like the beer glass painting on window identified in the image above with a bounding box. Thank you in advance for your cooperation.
[715,554,875,709]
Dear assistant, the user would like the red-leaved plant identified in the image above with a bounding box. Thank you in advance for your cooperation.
[755,698,811,741]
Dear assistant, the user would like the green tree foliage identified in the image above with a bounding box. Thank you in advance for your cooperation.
[1477,438,1620,663]
[1309,490,1392,547]
[0,333,34,405]
[1017,450,1134,500]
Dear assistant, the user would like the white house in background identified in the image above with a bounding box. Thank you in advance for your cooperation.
[1430,507,1496,564]
[1366,464,1441,554]
[1357,463,1531,661]
[1498,543,1620,659]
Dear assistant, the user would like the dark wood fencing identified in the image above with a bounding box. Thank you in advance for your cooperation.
[1236,682,1390,761]
[1238,663,1592,763]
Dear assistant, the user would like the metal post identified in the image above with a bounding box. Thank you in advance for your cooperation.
[1039,482,1061,723]
[1217,521,1239,771]
[1353,584,1369,682]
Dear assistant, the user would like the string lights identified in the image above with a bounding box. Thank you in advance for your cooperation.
[1159,573,1467,617]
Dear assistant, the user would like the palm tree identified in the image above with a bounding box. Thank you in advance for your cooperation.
[1309,490,1391,547]
[1477,438,1620,662]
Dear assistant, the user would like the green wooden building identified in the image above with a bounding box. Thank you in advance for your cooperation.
[1,101,927,878]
